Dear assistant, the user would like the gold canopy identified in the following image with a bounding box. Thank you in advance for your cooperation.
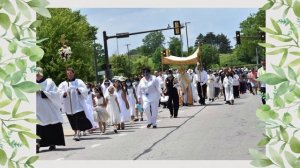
[162,47,200,65]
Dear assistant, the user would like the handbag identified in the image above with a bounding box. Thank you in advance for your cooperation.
[160,96,169,103]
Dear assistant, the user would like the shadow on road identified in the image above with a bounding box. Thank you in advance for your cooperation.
[155,126,179,129]
[81,137,112,140]
[39,147,85,153]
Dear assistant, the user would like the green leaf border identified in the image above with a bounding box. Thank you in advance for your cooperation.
[0,1,50,168]
[253,0,300,167]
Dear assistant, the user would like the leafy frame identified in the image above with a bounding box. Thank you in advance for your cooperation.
[0,0,50,167]
[250,0,300,167]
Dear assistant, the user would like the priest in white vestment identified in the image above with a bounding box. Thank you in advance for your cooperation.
[58,68,92,141]
[36,67,65,153]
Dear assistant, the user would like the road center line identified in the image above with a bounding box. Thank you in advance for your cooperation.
[91,143,102,148]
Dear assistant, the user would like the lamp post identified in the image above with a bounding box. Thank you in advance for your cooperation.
[185,22,191,54]
[93,40,99,84]
[125,43,131,76]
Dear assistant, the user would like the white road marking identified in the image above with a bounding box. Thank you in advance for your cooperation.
[157,120,161,123]
[56,158,64,160]
[91,143,102,148]
[139,125,146,129]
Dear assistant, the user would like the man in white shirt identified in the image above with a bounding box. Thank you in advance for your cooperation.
[195,62,208,105]
[58,68,92,141]
[137,68,161,128]
[257,60,266,104]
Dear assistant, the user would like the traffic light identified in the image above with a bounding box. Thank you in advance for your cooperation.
[260,32,266,41]
[173,21,181,35]
[236,31,241,45]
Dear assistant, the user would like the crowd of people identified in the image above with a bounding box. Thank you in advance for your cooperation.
[36,61,266,153]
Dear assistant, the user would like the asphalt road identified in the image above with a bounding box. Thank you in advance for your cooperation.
[38,92,264,160]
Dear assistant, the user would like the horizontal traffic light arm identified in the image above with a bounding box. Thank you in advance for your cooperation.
[108,26,185,39]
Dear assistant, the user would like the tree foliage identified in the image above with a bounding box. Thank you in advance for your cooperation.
[168,37,182,56]
[194,32,232,54]
[37,8,99,84]
[109,54,155,77]
[233,10,266,64]
[200,44,220,69]
[141,31,165,56]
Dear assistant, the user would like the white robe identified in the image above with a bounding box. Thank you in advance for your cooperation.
[58,79,94,126]
[36,78,64,126]
[137,75,160,126]
[207,74,215,99]
[223,76,234,101]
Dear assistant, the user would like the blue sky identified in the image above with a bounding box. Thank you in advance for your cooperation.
[78,8,259,56]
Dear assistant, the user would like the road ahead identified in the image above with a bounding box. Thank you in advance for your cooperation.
[38,93,264,160]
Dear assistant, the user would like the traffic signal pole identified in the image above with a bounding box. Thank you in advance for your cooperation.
[103,25,184,79]
[103,31,110,79]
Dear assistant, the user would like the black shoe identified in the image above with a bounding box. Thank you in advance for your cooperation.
[49,145,56,151]
[114,129,118,133]
[147,124,152,128]
[174,116,177,118]
[153,125,157,128]
[170,115,173,118]
[74,135,80,141]
[140,118,143,121]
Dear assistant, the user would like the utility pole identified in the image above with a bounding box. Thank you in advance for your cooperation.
[185,22,191,54]
[256,47,258,70]
[180,34,183,57]
[93,39,99,84]
[116,38,120,55]
[125,43,131,76]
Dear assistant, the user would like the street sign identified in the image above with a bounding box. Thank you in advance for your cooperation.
[98,71,105,75]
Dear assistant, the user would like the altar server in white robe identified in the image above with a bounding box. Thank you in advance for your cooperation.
[137,68,161,128]
[36,67,65,153]
[58,68,92,141]
[207,70,216,101]
[223,72,234,105]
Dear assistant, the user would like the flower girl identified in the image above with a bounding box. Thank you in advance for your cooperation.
[94,86,110,134]
[105,86,121,133]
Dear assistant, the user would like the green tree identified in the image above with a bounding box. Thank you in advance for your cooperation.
[37,9,97,84]
[203,32,217,45]
[201,44,220,69]
[233,10,266,64]
[168,37,182,56]
[194,32,231,54]
[141,31,165,56]
[110,55,130,77]
[152,46,164,70]
[194,33,204,47]
[216,34,232,53]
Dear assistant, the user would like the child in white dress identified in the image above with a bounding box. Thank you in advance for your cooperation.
[105,86,121,133]
[94,86,110,134]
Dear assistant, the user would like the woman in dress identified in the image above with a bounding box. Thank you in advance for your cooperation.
[94,85,110,134]
[105,86,121,133]
[114,78,130,130]
[125,79,138,121]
